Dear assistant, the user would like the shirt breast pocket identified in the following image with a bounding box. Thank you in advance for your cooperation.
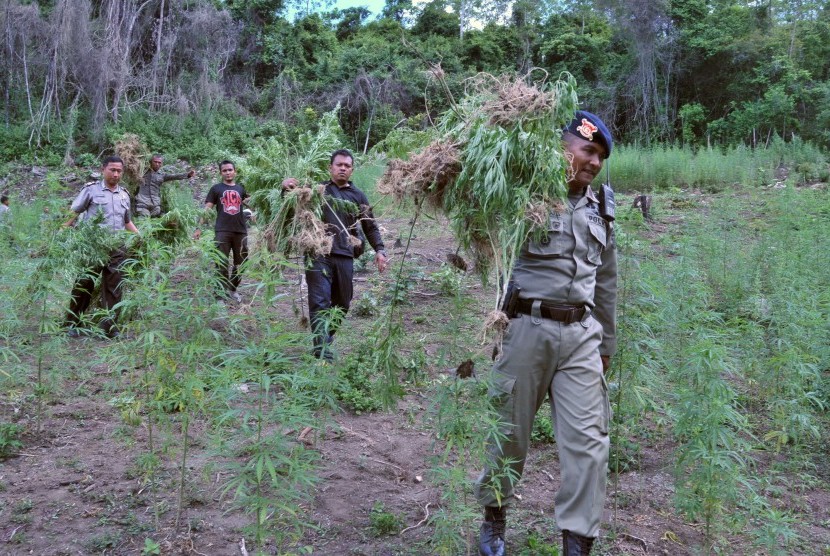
[526,218,565,258]
[586,221,607,265]
[90,194,109,214]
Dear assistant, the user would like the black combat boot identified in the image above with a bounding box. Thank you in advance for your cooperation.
[562,530,594,556]
[479,506,506,556]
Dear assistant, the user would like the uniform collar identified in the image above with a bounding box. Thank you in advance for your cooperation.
[99,180,123,193]
[568,186,598,211]
[585,185,599,204]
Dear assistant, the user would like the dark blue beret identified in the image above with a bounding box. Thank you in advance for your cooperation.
[564,110,612,159]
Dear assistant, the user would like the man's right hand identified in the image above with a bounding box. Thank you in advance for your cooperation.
[281,178,299,191]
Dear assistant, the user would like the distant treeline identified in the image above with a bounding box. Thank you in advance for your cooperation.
[2,0,830,164]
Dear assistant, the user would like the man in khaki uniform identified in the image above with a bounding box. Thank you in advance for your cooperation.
[476,111,617,556]
[135,154,195,217]
[63,156,140,338]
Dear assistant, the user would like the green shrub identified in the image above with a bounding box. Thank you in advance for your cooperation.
[336,348,385,414]
[430,263,464,297]
[369,501,403,536]
[0,422,23,458]
[530,405,555,444]
[105,106,289,164]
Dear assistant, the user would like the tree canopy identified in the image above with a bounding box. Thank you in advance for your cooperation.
[2,0,830,159]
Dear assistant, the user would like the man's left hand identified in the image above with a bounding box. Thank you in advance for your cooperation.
[376,252,389,273]
[601,355,611,374]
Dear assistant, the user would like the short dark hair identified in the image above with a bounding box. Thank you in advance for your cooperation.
[102,155,124,168]
[330,149,354,165]
[1,195,8,204]
[219,160,235,170]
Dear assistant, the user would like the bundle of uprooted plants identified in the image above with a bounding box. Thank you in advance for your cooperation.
[377,72,579,338]
[241,107,355,256]
[113,133,149,193]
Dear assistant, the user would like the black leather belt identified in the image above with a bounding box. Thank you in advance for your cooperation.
[515,299,587,324]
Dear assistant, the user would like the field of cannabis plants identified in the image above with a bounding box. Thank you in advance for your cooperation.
[0,161,828,555]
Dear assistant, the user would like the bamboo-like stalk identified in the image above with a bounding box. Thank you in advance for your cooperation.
[175,411,189,528]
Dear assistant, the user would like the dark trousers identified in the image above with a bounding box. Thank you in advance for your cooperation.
[65,249,127,336]
[215,231,248,292]
[305,255,354,358]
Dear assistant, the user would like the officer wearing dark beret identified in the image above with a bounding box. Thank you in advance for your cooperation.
[475,110,617,556]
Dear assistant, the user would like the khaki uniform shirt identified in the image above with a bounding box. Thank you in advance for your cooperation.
[137,169,189,209]
[511,186,618,355]
[72,181,132,232]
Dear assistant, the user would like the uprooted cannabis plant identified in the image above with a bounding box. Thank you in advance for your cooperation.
[376,72,580,333]
[242,106,352,256]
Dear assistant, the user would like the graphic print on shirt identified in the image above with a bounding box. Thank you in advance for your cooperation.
[221,189,242,215]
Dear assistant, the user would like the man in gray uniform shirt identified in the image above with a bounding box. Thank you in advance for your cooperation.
[476,111,617,556]
[63,156,139,338]
[135,154,195,217]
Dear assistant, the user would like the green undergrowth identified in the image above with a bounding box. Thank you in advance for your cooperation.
[609,136,829,193]
[610,184,830,553]
[0,163,828,554]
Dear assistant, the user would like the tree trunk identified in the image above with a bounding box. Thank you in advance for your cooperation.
[153,0,165,98]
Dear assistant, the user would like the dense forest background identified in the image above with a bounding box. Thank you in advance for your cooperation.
[2,0,830,167]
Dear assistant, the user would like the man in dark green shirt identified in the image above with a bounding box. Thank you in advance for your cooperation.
[136,154,195,217]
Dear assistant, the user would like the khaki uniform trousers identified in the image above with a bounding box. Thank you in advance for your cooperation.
[475,308,611,538]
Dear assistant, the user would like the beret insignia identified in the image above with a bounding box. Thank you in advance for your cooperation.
[577,118,598,141]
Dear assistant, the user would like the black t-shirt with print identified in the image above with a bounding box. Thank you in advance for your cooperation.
[206,182,249,233]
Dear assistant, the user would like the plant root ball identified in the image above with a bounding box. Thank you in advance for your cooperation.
[377,141,461,209]
[291,210,332,257]
[472,73,560,128]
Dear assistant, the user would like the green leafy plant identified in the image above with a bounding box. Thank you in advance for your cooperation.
[0,422,23,458]
[336,347,386,414]
[351,289,380,317]
[142,538,161,555]
[369,501,403,536]
[378,72,579,307]
[430,263,464,297]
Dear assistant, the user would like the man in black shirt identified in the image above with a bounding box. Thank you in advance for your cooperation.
[283,149,388,358]
[199,160,249,302]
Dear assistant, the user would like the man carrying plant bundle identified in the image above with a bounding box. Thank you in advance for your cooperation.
[135,154,195,217]
[476,111,617,556]
[281,149,388,359]
[63,156,140,339]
